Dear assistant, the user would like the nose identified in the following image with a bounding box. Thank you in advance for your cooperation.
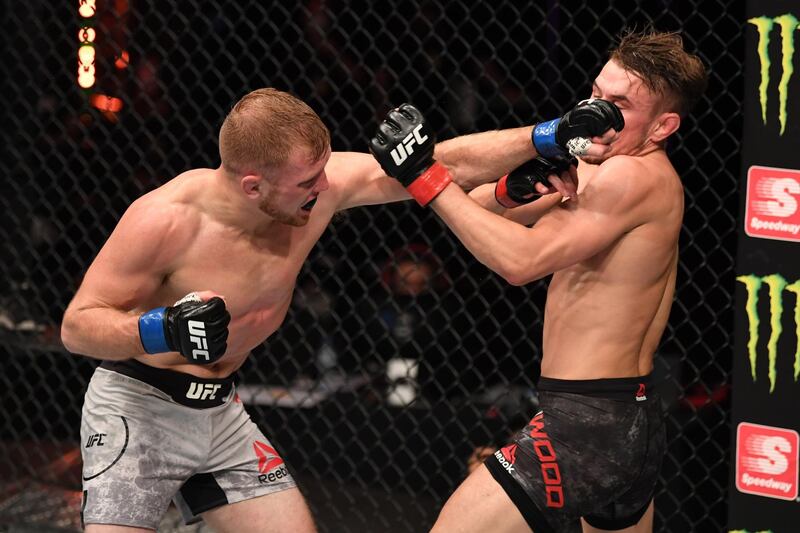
[315,173,330,192]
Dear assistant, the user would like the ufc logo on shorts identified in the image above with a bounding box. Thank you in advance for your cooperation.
[736,422,799,500]
[390,124,428,166]
[186,382,221,400]
[187,320,209,361]
[744,166,800,242]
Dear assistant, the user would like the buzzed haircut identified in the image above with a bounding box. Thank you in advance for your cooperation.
[219,88,330,175]
[610,29,708,117]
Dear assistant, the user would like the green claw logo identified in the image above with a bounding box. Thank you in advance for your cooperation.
[748,14,799,135]
[737,274,800,392]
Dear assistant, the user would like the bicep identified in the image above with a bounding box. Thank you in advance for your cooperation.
[329,152,410,211]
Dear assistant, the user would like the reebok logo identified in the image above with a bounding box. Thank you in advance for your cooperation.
[636,383,647,401]
[254,441,288,484]
[494,444,517,474]
[390,124,428,166]
[187,320,209,361]
[186,382,221,400]
[736,422,799,500]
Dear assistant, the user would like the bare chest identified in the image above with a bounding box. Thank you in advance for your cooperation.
[160,224,326,351]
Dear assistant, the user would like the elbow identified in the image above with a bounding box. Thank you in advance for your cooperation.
[499,260,547,287]
[60,312,80,353]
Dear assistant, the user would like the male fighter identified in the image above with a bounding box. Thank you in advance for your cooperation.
[371,30,707,532]
[61,88,618,532]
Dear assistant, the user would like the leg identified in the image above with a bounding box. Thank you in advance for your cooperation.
[581,501,654,533]
[430,464,532,533]
[85,526,154,533]
[201,487,316,533]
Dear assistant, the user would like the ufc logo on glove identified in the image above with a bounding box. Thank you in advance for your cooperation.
[390,124,429,165]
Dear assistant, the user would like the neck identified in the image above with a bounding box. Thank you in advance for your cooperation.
[202,168,282,237]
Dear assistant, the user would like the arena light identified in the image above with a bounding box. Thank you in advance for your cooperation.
[78,0,96,18]
[89,94,123,113]
[77,44,95,89]
[77,2,96,89]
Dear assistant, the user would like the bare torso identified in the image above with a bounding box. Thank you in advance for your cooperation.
[133,168,341,378]
[540,151,683,379]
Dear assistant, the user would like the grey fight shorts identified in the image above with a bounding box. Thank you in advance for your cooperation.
[485,374,665,532]
[80,359,296,529]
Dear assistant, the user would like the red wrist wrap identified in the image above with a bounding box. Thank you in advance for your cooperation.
[494,174,521,208]
[406,162,453,206]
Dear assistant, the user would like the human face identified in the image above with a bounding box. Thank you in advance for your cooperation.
[259,146,331,226]
[583,59,665,163]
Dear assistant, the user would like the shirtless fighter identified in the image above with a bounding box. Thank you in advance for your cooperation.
[60,88,617,532]
[371,30,708,532]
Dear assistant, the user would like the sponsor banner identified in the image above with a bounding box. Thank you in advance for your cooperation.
[735,422,799,501]
[732,2,800,530]
[744,166,800,242]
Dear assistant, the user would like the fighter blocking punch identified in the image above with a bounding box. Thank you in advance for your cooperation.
[369,99,623,207]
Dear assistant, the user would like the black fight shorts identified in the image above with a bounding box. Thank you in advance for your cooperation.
[485,375,665,532]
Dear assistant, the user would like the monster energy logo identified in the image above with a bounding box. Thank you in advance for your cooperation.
[737,274,800,392]
[748,14,799,135]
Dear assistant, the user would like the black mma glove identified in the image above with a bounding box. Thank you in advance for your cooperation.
[532,99,624,159]
[369,103,452,206]
[139,293,230,364]
[495,155,577,208]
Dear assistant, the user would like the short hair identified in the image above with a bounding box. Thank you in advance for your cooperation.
[219,88,330,175]
[609,29,708,117]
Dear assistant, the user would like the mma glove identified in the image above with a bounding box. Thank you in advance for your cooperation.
[369,103,452,206]
[495,155,577,208]
[138,293,230,364]
[532,99,624,159]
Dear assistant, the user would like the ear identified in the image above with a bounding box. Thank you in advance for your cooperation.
[649,112,681,143]
[241,175,262,198]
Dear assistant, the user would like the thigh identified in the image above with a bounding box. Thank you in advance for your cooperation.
[201,487,316,533]
[81,370,204,529]
[582,501,653,533]
[431,464,531,533]
[173,397,299,523]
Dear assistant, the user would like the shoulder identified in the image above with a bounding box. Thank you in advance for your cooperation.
[582,153,677,203]
[325,152,384,183]
[109,183,201,256]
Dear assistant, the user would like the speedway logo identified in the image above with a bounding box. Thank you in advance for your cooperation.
[736,422,798,501]
[748,13,799,135]
[737,273,800,392]
[744,166,800,242]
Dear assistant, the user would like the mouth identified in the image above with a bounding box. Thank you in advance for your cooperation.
[301,197,318,212]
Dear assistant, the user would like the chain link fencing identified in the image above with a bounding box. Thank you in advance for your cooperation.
[0,1,742,531]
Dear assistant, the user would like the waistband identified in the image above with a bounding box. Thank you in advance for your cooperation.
[536,374,654,402]
[100,359,236,409]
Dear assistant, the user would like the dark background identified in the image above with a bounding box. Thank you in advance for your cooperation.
[0,1,745,531]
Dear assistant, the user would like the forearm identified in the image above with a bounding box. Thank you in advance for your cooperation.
[61,306,146,360]
[467,183,506,214]
[432,184,538,285]
[435,126,536,190]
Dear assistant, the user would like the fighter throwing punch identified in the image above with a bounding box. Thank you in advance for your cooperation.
[61,87,617,532]
[372,30,707,533]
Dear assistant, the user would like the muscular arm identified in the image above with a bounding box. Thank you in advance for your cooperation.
[431,157,652,285]
[333,127,537,211]
[61,199,190,359]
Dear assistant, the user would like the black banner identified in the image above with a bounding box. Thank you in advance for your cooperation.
[730,1,800,531]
